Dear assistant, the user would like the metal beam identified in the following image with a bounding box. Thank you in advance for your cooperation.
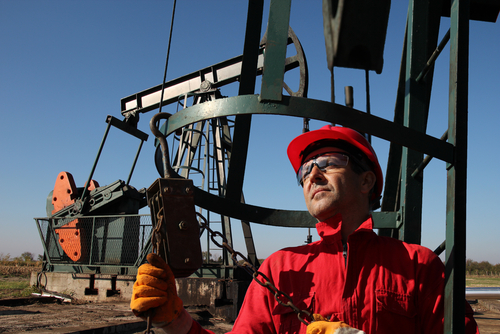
[120,53,264,115]
[260,0,291,101]
[445,0,470,333]
[161,95,455,164]
[399,0,430,244]
[192,186,399,229]
[224,0,264,268]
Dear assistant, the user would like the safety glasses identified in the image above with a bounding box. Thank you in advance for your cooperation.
[297,152,350,185]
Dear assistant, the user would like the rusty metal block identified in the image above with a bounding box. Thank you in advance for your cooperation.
[147,178,202,278]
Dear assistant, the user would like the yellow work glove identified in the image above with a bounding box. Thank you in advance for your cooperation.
[307,314,365,334]
[130,253,184,326]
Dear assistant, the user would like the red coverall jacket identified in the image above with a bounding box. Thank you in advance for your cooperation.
[187,215,479,334]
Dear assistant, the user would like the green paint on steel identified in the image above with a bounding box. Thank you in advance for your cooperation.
[260,0,291,101]
[192,186,398,229]
[445,0,470,333]
[162,95,454,163]
[399,0,433,245]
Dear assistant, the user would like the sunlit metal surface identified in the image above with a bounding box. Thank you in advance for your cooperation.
[466,287,500,300]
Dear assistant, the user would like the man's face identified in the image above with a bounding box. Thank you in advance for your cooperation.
[301,146,370,222]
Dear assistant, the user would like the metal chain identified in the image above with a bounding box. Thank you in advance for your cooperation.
[196,213,312,326]
[151,204,164,255]
[143,199,164,334]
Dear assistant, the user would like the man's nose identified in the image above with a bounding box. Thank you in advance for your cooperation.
[308,164,325,182]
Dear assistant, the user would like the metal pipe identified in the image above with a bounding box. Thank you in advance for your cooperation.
[34,218,54,265]
[433,240,446,256]
[411,130,448,178]
[302,118,309,133]
[80,120,113,201]
[416,29,451,83]
[89,217,96,266]
[345,86,353,108]
[126,139,144,185]
[364,70,371,143]
[466,287,500,299]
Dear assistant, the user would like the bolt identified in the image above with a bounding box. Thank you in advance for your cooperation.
[179,221,188,230]
[185,186,192,194]
[163,186,171,194]
[185,258,190,263]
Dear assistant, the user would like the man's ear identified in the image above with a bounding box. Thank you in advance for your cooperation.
[360,171,376,195]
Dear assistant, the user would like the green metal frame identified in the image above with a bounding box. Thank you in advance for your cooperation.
[445,1,469,332]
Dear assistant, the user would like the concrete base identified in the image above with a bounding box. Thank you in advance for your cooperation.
[30,271,251,321]
[177,277,250,321]
[30,271,135,302]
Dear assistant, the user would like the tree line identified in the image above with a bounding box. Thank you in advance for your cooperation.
[466,259,500,276]
[0,252,42,266]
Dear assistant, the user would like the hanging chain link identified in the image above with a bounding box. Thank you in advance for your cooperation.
[151,204,164,255]
[196,213,312,326]
[143,200,165,334]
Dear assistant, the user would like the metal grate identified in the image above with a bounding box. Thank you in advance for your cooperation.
[35,214,152,267]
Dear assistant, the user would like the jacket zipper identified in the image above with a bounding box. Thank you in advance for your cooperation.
[343,242,348,267]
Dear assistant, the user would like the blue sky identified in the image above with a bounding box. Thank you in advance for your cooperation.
[1,1,499,264]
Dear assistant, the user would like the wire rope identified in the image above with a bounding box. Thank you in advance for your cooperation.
[158,0,177,114]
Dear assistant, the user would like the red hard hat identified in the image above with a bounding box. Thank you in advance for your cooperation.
[287,125,383,200]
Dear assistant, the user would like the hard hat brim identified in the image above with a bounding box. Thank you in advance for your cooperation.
[287,125,383,199]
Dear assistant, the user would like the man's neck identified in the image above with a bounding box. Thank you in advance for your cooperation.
[340,211,371,243]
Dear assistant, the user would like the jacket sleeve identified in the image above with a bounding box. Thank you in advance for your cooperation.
[226,257,278,334]
[226,281,277,333]
[465,301,479,334]
[417,249,479,334]
[188,320,215,334]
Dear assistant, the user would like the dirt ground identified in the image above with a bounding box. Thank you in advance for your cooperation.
[0,297,498,334]
[0,298,233,334]
[469,300,500,334]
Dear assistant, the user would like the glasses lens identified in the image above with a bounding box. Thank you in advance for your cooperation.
[297,152,349,185]
[297,160,311,184]
[317,154,348,169]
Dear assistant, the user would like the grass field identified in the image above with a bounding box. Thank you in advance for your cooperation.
[466,276,500,287]
[0,265,41,298]
[0,278,34,298]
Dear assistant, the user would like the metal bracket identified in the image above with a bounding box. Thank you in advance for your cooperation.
[147,178,202,278]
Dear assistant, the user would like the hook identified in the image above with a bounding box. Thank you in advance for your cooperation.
[149,113,181,179]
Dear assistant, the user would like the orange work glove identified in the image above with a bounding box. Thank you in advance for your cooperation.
[307,314,365,334]
[130,253,184,327]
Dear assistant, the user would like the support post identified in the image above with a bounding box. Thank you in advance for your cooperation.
[399,0,430,244]
[445,0,469,333]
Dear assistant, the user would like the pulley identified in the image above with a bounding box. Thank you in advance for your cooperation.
[146,112,203,278]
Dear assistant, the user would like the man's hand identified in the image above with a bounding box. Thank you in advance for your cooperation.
[130,253,184,327]
[307,314,365,334]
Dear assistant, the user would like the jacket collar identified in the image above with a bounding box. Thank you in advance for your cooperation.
[316,214,374,244]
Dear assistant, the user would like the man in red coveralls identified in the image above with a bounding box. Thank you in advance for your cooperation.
[131,125,479,334]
